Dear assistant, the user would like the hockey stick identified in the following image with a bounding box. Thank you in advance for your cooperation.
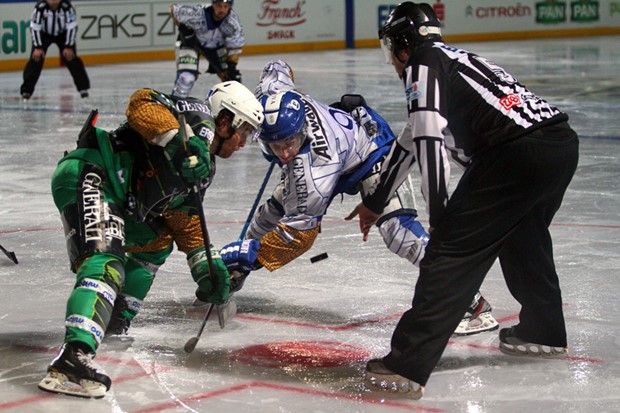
[178,115,224,353]
[191,160,274,310]
[184,302,215,353]
[0,243,18,264]
[238,160,275,241]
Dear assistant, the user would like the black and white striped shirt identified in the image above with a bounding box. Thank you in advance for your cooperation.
[29,0,78,47]
[365,42,568,227]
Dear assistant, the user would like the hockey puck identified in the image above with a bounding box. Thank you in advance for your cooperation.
[310,252,328,263]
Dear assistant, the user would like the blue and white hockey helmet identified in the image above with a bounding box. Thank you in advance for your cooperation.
[260,91,305,143]
[259,91,307,163]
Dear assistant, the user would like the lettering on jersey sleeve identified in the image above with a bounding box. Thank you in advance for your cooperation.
[301,98,332,161]
[406,81,425,103]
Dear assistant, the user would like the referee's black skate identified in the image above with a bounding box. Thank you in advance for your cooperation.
[499,327,568,358]
[363,358,424,399]
[38,343,111,399]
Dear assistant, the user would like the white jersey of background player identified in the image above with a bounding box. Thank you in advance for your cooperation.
[219,60,498,335]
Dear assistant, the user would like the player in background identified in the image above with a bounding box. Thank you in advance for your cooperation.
[38,81,263,399]
[170,0,244,98]
[347,2,579,399]
[20,0,90,100]
[217,60,498,337]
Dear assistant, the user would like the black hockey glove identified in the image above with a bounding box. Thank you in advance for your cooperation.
[178,23,194,37]
[178,24,199,49]
[226,61,241,82]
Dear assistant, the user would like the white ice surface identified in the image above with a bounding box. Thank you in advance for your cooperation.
[0,36,619,413]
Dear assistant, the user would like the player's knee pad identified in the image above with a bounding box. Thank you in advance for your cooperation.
[176,47,199,72]
[377,209,429,267]
[172,70,197,98]
[76,254,125,293]
[59,174,125,273]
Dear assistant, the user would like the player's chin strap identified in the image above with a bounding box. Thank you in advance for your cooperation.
[213,133,226,156]
[212,112,236,156]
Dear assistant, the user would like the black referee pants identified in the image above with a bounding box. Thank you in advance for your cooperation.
[21,34,90,96]
[384,122,579,386]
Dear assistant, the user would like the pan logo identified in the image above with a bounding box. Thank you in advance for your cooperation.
[537,0,600,23]
[536,1,567,23]
[570,0,599,22]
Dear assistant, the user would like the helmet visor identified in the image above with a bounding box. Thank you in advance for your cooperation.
[380,36,394,65]
[235,121,261,145]
[262,128,306,163]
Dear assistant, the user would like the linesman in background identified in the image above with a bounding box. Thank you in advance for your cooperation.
[20,0,90,100]
[170,0,245,98]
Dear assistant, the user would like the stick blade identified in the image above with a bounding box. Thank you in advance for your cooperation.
[184,337,199,353]
[0,245,18,264]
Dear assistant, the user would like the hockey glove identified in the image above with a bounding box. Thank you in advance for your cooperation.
[226,61,241,82]
[220,239,259,273]
[178,23,194,37]
[165,134,211,183]
[180,136,211,183]
[188,246,230,305]
[178,24,199,49]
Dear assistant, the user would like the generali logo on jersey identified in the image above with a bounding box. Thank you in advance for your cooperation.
[257,0,307,40]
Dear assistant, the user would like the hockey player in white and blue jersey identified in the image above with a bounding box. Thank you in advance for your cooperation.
[218,59,498,336]
[170,0,244,98]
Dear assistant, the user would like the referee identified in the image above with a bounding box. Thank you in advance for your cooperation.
[348,2,579,399]
[20,0,90,100]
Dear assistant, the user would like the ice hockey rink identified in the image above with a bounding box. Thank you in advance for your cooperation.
[1,35,619,412]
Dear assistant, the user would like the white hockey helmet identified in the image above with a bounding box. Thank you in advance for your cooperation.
[208,81,264,133]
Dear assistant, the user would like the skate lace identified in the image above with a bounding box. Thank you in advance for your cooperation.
[76,350,101,373]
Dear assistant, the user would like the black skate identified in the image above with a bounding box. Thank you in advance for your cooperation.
[454,293,499,336]
[499,327,568,358]
[38,343,111,399]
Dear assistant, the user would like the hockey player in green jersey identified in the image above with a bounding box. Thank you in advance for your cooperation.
[38,81,263,399]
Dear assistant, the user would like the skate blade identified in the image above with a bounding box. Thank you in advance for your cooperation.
[216,298,238,328]
[500,343,568,359]
[38,371,107,399]
[363,371,424,400]
[453,312,499,336]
